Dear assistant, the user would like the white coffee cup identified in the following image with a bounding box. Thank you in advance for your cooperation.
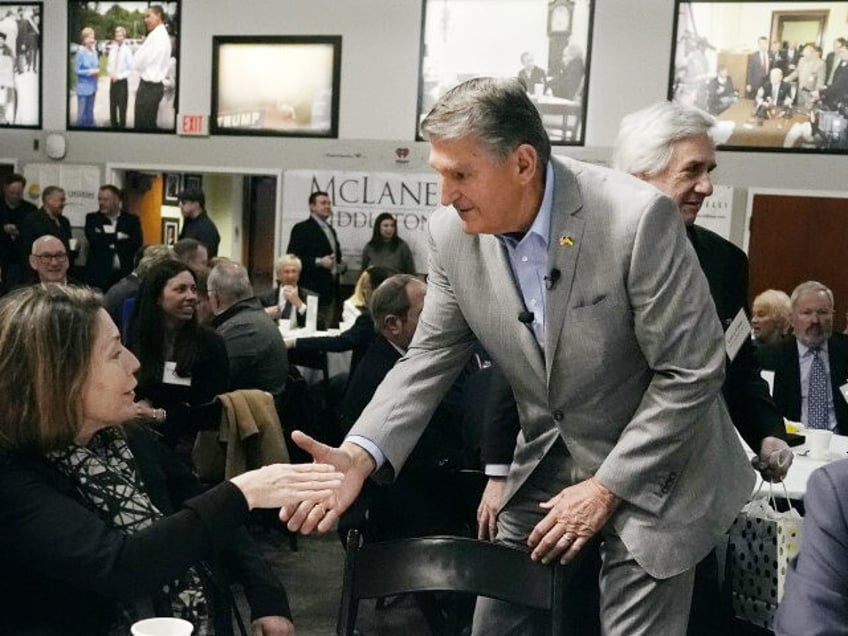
[806,429,833,461]
[68,237,79,251]
[130,617,194,636]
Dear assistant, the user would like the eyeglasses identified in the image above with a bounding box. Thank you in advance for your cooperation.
[34,252,68,264]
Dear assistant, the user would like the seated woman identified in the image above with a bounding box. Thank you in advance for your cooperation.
[360,213,416,275]
[128,259,229,459]
[751,288,792,346]
[287,265,395,379]
[0,284,341,635]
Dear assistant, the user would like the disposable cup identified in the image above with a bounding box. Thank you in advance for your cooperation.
[806,429,833,461]
[130,617,194,636]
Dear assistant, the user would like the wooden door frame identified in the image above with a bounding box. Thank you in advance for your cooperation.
[770,9,829,48]
[105,162,284,259]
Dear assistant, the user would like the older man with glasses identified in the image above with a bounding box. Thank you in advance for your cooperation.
[28,235,71,285]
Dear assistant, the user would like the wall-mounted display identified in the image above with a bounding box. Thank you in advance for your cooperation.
[162,172,179,204]
[671,1,848,153]
[67,1,180,132]
[417,0,594,145]
[0,3,41,128]
[210,35,341,138]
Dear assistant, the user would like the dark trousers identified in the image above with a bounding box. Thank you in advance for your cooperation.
[134,79,163,131]
[110,79,128,128]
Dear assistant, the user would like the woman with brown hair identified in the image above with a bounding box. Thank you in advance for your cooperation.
[0,284,341,635]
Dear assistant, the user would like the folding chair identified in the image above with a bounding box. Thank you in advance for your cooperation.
[337,528,578,636]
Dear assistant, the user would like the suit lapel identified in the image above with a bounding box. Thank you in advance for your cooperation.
[479,233,546,383]
[544,160,585,384]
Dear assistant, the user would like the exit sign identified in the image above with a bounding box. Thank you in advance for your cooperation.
[178,113,209,136]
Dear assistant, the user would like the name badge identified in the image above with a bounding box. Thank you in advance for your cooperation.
[102,223,117,234]
[724,308,750,363]
[162,360,191,386]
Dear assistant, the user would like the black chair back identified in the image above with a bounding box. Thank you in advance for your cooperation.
[337,528,576,635]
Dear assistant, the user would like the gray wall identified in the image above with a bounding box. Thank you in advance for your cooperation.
[1,0,846,248]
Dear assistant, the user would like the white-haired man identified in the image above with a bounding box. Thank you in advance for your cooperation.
[260,254,318,328]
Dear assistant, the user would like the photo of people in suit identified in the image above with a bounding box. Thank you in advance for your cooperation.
[66,1,179,132]
[418,0,593,145]
[672,1,848,152]
[0,3,40,128]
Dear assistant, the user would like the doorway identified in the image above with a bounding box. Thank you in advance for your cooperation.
[746,189,848,331]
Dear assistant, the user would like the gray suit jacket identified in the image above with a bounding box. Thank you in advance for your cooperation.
[349,156,754,579]
[773,459,848,635]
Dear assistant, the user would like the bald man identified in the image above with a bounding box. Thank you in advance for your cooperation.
[29,236,71,285]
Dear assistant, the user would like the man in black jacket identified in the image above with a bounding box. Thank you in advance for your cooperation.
[83,185,143,292]
[177,188,220,258]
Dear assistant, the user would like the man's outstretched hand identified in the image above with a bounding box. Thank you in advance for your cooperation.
[279,430,376,534]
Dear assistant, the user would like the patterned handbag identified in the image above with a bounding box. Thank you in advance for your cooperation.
[727,483,802,630]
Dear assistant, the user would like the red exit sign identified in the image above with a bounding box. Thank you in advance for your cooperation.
[178,113,208,136]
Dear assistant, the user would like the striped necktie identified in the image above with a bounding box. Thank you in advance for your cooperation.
[808,347,830,429]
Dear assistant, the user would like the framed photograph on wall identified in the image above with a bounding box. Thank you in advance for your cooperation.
[417,0,594,145]
[0,3,42,128]
[162,172,179,204]
[210,35,342,138]
[161,217,178,246]
[670,1,848,153]
[66,1,181,132]
[181,173,201,192]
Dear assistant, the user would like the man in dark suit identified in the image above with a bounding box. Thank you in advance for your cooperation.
[19,186,75,272]
[824,37,847,85]
[259,254,318,328]
[746,36,771,97]
[341,274,468,540]
[83,184,143,292]
[286,191,345,327]
[756,67,794,114]
[757,281,848,434]
[0,173,38,291]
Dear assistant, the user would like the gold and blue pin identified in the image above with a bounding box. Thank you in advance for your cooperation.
[559,235,574,247]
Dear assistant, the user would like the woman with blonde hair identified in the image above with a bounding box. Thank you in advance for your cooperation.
[0,284,341,635]
[751,289,792,345]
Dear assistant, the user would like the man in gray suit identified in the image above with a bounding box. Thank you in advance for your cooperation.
[283,78,754,634]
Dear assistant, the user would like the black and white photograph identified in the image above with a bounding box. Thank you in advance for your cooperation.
[162,171,179,203]
[417,0,594,145]
[67,1,180,132]
[210,35,342,137]
[161,217,178,246]
[0,2,41,128]
[671,1,848,152]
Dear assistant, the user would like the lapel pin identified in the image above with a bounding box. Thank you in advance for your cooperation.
[559,235,574,247]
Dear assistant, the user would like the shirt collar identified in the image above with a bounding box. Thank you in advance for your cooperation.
[498,161,554,247]
[798,339,830,357]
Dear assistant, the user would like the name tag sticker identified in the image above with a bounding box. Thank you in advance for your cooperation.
[162,360,191,386]
[724,308,750,363]
[102,223,116,234]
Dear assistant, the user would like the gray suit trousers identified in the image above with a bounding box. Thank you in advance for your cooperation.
[471,441,696,636]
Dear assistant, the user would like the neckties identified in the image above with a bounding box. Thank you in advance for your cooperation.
[808,347,829,429]
[281,301,292,319]
[762,53,768,75]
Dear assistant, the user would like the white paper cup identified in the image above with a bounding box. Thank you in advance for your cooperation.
[68,237,79,251]
[806,429,833,461]
[130,617,194,636]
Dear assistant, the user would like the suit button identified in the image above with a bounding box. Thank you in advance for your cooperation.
[553,410,564,421]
